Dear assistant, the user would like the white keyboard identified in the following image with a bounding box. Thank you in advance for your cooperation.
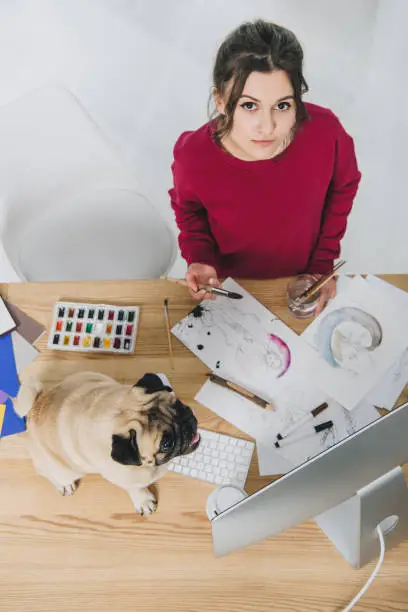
[168,428,255,488]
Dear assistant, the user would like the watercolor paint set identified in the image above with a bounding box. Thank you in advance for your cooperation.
[48,301,139,354]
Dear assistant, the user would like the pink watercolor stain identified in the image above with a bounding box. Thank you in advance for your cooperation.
[268,334,291,377]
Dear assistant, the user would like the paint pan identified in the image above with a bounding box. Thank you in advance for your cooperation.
[48,301,139,354]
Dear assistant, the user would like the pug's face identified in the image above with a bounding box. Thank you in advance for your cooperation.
[111,374,200,468]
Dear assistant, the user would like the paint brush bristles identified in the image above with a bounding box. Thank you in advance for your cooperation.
[163,298,174,370]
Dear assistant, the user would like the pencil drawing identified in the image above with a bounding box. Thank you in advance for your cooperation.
[314,307,382,375]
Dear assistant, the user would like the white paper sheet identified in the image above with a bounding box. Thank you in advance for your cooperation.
[302,275,408,410]
[256,442,294,476]
[195,375,380,475]
[365,274,408,305]
[334,274,353,295]
[362,275,408,409]
[256,389,379,471]
[193,275,406,476]
[195,379,293,475]
[173,278,322,404]
[0,297,16,337]
[302,274,408,411]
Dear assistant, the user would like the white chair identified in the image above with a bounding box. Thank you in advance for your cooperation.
[0,86,175,282]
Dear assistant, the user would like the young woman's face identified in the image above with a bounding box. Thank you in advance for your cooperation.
[216,70,297,161]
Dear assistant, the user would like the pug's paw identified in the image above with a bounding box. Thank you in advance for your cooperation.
[57,481,79,496]
[131,488,158,516]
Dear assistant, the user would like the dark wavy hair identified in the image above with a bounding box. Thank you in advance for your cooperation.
[210,20,309,141]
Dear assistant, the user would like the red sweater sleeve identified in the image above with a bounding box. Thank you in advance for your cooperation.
[169,137,218,268]
[306,123,361,274]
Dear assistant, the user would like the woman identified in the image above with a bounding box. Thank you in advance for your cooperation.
[169,19,361,313]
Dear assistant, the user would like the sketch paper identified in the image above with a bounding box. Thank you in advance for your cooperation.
[255,442,294,476]
[302,275,408,410]
[0,297,16,337]
[173,278,321,402]
[365,274,408,306]
[255,384,379,471]
[335,274,353,295]
[195,379,275,439]
[302,274,408,410]
[196,375,380,476]
[256,402,379,474]
[195,379,293,475]
[362,275,408,409]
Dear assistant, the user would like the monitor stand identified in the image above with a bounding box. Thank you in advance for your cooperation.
[314,466,408,567]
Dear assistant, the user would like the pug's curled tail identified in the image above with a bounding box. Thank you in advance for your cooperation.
[13,379,44,417]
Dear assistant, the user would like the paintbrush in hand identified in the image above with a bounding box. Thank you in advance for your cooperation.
[160,276,243,300]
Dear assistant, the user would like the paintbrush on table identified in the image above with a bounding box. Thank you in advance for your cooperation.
[293,260,346,307]
[207,372,275,411]
[160,276,243,300]
[163,298,174,370]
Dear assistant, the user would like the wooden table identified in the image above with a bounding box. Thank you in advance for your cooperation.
[1,276,408,612]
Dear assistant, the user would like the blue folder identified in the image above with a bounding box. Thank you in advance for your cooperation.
[0,332,26,437]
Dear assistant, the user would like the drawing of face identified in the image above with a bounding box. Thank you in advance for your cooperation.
[330,321,373,374]
[235,333,291,386]
[264,349,283,370]
[315,306,382,373]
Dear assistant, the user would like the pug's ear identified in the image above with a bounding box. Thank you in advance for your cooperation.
[111,430,142,466]
[134,373,172,394]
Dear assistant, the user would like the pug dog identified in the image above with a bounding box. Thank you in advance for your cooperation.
[14,371,200,515]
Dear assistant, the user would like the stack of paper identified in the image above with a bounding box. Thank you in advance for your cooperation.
[349,275,408,410]
[173,276,408,477]
[301,275,408,410]
[0,297,43,439]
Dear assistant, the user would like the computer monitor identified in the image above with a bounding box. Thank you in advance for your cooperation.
[209,400,408,568]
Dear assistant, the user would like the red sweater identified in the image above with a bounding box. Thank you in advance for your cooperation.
[169,103,361,278]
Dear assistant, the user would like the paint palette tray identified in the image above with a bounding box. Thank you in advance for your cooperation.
[48,301,139,354]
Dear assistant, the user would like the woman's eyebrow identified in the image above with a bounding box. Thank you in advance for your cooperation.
[239,94,295,104]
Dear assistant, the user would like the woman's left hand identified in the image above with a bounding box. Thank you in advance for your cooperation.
[314,277,337,316]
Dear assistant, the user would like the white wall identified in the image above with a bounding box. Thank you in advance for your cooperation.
[0,0,405,278]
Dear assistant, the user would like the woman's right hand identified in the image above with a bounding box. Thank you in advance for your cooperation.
[186,263,220,300]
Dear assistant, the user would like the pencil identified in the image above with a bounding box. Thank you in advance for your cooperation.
[207,373,275,411]
[294,260,346,306]
[163,298,174,370]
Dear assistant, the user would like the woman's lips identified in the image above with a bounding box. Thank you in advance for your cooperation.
[251,139,275,147]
